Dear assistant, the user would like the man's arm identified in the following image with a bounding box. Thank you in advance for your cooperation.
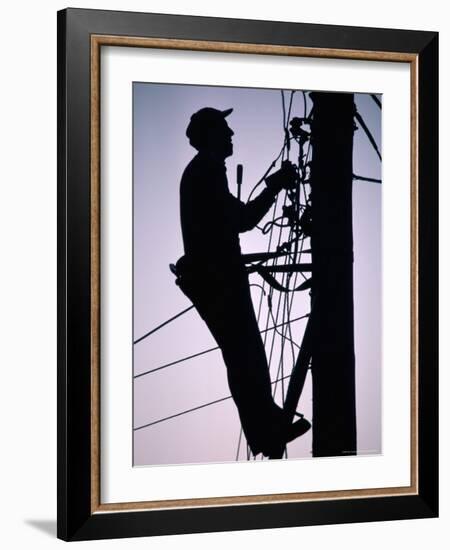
[233,161,298,232]
[231,186,278,232]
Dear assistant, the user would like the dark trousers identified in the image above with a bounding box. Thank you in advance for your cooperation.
[177,264,283,455]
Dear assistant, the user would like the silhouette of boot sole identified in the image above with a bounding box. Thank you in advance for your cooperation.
[264,416,311,459]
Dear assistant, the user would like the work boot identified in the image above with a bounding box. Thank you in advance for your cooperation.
[262,413,311,459]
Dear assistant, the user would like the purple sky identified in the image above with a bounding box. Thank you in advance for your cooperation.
[133,83,381,466]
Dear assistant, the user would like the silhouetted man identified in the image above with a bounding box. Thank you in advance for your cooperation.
[174,107,309,458]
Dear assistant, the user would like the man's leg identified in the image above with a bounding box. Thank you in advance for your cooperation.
[191,275,283,455]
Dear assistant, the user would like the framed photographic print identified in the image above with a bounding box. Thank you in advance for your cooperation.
[57,8,438,541]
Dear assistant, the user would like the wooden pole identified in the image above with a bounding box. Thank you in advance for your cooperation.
[309,92,357,457]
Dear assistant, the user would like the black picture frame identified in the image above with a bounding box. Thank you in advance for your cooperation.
[57,7,438,541]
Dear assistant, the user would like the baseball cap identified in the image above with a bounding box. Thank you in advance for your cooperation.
[186,107,233,143]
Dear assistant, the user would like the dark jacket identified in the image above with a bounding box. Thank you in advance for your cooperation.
[179,151,276,281]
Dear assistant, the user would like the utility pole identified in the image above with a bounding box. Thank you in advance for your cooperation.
[309,92,357,457]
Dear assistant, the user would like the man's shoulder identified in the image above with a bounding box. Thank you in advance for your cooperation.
[188,151,227,170]
[181,153,225,184]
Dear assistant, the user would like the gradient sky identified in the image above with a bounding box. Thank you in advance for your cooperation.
[133,82,381,467]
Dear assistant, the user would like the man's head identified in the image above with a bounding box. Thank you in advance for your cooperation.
[186,107,234,159]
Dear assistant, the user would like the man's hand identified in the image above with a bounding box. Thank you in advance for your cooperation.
[264,160,298,193]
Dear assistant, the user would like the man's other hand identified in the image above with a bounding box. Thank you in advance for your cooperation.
[264,160,298,193]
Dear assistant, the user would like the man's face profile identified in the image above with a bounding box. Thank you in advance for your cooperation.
[206,119,234,159]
